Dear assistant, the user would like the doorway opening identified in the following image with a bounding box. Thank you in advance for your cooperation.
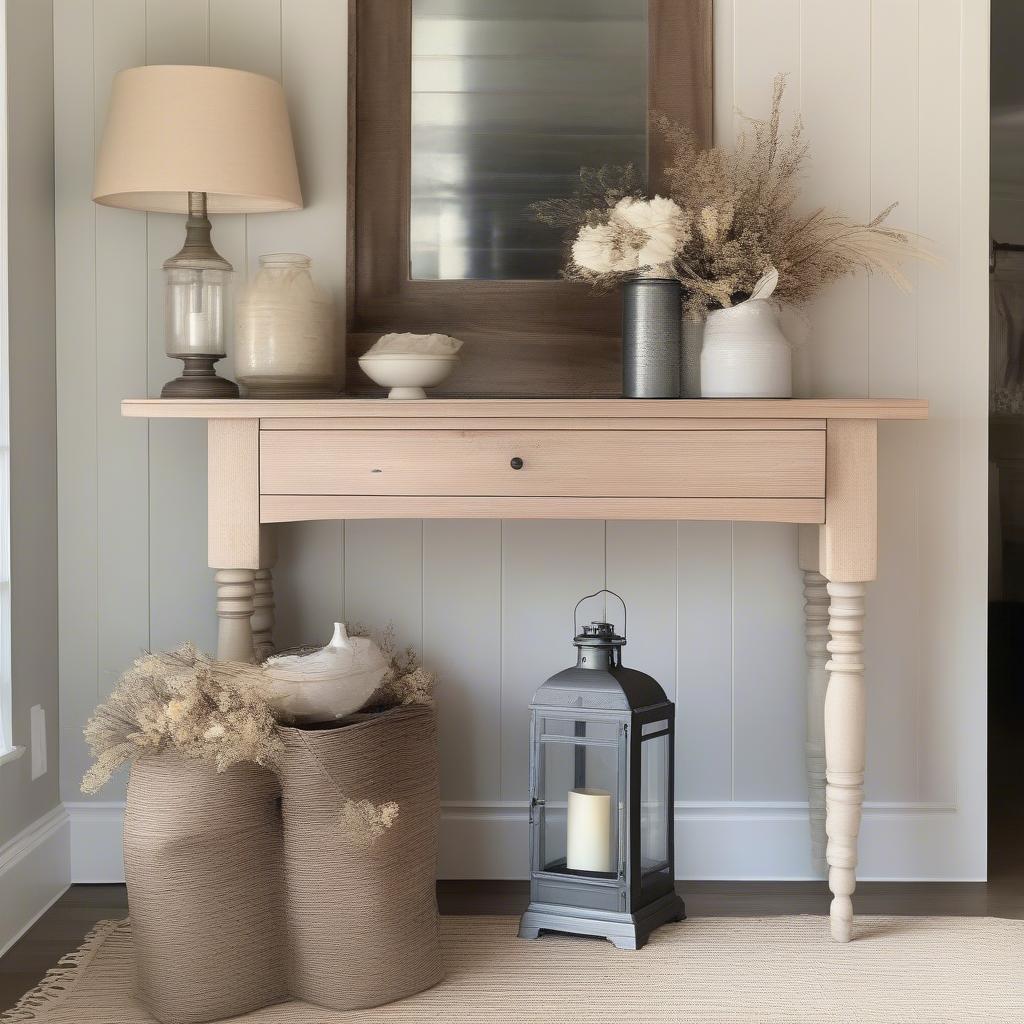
[989,0,1024,897]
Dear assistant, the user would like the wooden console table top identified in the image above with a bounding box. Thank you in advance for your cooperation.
[123,397,928,420]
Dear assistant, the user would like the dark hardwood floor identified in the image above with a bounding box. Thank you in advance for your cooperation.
[2,607,1021,1014]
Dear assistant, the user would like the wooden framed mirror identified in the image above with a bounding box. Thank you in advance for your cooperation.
[347,0,712,396]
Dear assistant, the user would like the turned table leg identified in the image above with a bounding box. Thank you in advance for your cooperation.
[252,568,276,662]
[216,568,257,663]
[803,569,829,875]
[824,580,867,942]
[208,419,262,665]
[817,418,877,942]
[251,524,278,662]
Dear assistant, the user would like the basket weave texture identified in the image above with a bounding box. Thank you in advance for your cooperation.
[123,753,287,1024]
[123,704,443,1023]
[277,703,444,1010]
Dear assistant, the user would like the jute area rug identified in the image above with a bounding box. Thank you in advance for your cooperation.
[3,915,1022,1024]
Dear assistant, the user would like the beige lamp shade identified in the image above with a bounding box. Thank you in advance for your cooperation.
[93,65,303,214]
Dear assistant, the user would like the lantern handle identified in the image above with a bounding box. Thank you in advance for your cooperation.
[573,589,627,640]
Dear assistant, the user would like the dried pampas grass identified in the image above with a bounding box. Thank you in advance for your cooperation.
[82,645,283,794]
[536,74,931,315]
[349,622,438,708]
[339,798,401,847]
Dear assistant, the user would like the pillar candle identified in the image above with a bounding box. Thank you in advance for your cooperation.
[566,787,613,872]
[187,311,213,351]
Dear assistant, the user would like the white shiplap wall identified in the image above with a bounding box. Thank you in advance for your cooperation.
[56,0,989,882]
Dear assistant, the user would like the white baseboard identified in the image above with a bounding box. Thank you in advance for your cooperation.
[66,799,974,884]
[0,805,71,957]
[66,801,125,883]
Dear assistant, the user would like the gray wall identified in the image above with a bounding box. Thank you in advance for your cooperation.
[0,0,59,846]
[56,0,988,881]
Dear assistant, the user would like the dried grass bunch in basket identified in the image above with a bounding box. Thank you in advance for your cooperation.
[82,628,438,795]
[356,622,436,709]
[82,644,282,794]
[532,74,931,317]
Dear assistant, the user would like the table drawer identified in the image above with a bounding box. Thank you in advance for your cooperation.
[260,429,825,499]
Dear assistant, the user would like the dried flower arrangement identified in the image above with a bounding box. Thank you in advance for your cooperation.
[352,622,437,708]
[338,798,401,850]
[532,74,930,317]
[83,627,436,846]
[81,644,282,794]
[82,627,436,795]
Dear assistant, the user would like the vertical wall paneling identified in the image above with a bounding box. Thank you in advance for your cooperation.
[799,0,871,399]
[863,0,922,801]
[863,422,922,802]
[731,523,805,800]
[499,521,605,802]
[727,0,804,805]
[731,1,800,125]
[710,0,734,148]
[3,0,61,839]
[269,0,350,392]
[868,0,921,398]
[145,0,208,65]
[210,0,281,82]
[674,522,733,800]
[54,0,99,798]
[272,521,344,650]
[954,0,991,869]
[423,521,502,803]
[55,0,989,881]
[344,520,424,656]
[93,1,149,715]
[915,0,962,806]
[145,1,217,655]
[267,0,351,631]
[207,0,280,328]
[605,521,677,698]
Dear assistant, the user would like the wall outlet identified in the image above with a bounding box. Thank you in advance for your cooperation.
[30,705,47,779]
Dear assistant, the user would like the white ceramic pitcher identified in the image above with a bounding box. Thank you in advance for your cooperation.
[700,269,792,398]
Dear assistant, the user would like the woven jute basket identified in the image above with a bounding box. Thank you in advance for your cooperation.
[277,703,444,1011]
[123,752,287,1024]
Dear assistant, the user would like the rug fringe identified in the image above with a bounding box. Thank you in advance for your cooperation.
[0,919,124,1023]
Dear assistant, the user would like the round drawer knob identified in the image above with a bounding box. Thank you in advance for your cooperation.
[510,457,524,470]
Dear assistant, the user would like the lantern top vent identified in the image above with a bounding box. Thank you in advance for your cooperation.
[531,590,670,713]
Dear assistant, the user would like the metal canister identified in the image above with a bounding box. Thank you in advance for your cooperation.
[621,277,682,398]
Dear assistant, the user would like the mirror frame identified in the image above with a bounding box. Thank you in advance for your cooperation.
[347,0,712,397]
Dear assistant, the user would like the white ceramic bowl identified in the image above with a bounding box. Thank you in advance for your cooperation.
[357,352,459,399]
[260,635,388,724]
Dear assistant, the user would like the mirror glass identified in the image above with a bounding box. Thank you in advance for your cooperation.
[410,0,649,281]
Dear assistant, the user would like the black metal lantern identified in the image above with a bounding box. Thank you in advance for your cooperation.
[519,590,685,950]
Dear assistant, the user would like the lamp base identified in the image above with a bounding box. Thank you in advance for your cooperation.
[161,355,240,399]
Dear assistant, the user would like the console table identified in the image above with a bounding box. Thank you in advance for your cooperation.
[122,396,928,941]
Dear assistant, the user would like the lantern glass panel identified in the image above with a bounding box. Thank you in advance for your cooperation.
[537,719,622,879]
[639,728,671,885]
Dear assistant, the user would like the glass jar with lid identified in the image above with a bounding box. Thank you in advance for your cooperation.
[235,253,335,397]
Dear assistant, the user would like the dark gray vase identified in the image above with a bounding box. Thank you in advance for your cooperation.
[621,278,682,398]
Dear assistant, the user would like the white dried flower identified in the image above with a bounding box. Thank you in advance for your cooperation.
[612,195,688,270]
[203,723,226,740]
[572,224,629,274]
[571,196,687,277]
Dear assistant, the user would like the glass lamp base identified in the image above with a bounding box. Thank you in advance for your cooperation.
[161,355,240,399]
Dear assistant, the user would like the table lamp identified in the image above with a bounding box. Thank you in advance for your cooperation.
[93,65,303,398]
